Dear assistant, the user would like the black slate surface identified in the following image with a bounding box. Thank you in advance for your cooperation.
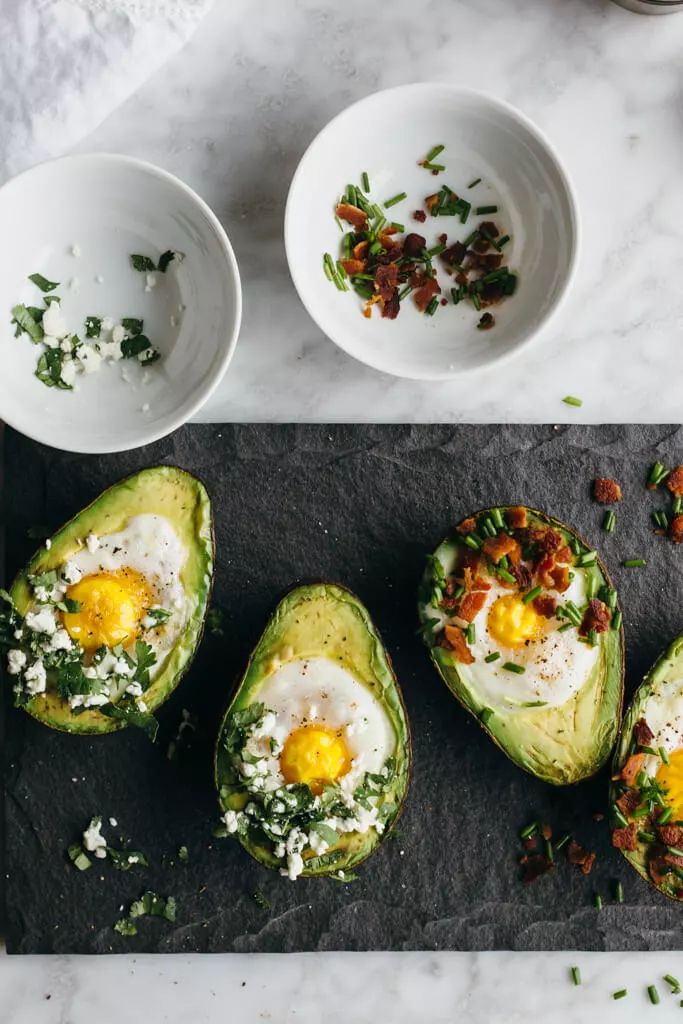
[4,423,683,954]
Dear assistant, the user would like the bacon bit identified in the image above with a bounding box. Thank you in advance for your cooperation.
[381,289,400,320]
[657,824,683,847]
[671,515,683,544]
[441,241,467,267]
[520,853,554,884]
[425,193,440,213]
[413,209,427,223]
[506,507,528,529]
[611,823,638,851]
[523,835,538,851]
[567,839,596,874]
[579,598,611,636]
[621,752,646,787]
[443,624,475,665]
[482,532,521,565]
[664,849,683,870]
[616,789,641,817]
[362,294,382,319]
[335,202,367,229]
[403,232,427,258]
[378,229,399,249]
[341,258,366,276]
[666,466,683,497]
[593,478,622,504]
[468,252,503,273]
[374,264,400,302]
[536,556,570,593]
[413,276,441,313]
[511,561,532,591]
[352,240,369,260]
[634,718,655,748]
[533,595,557,618]
[555,545,573,565]
[458,590,488,623]
[479,220,499,239]
[457,517,477,535]
[649,857,671,887]
[472,235,491,254]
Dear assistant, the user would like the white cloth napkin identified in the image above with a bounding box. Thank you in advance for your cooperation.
[0,0,212,183]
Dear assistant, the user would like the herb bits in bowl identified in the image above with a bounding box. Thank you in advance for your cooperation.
[285,84,579,379]
[0,154,242,453]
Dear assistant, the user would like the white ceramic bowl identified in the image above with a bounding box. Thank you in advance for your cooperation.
[285,84,579,380]
[0,154,241,453]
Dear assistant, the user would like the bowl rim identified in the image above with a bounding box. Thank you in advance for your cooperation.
[0,151,242,454]
[284,82,581,381]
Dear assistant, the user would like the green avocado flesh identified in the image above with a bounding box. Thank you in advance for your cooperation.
[610,635,683,901]
[215,583,411,878]
[7,466,213,735]
[418,507,624,786]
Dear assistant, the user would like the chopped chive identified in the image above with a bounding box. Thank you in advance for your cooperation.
[502,662,525,674]
[612,806,629,829]
[571,966,581,986]
[658,806,673,824]
[466,623,476,645]
[613,879,624,903]
[361,171,370,193]
[562,395,582,407]
[476,205,498,215]
[603,510,616,534]
[463,534,483,551]
[660,746,670,765]
[594,893,603,910]
[520,822,538,840]
[491,508,505,528]
[497,568,517,584]
[383,192,407,209]
[451,287,462,305]
[612,990,627,1000]
[485,652,500,663]
[558,622,574,633]
[467,177,482,188]
[612,609,623,631]
[457,199,471,224]
[666,846,683,858]
[664,975,681,994]
[470,291,481,312]
[398,284,412,301]
[674,497,683,515]
[390,222,405,233]
[545,839,554,863]
[425,296,439,316]
[371,203,384,221]
[335,215,344,232]
[522,585,543,605]
[497,234,510,248]
[576,550,597,567]
[479,707,494,725]
[639,830,656,843]
[648,985,660,1005]
[427,243,446,257]
[622,559,646,568]
[424,144,445,163]
[555,833,571,852]
[648,462,669,487]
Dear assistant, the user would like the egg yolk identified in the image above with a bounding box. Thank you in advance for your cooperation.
[656,748,683,820]
[487,594,545,650]
[279,725,352,794]
[62,569,152,650]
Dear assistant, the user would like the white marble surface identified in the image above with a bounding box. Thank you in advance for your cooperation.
[4,0,683,1021]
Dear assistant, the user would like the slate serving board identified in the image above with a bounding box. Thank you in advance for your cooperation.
[4,423,683,954]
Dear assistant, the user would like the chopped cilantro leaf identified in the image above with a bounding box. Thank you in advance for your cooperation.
[129,890,176,922]
[28,272,59,292]
[67,844,92,871]
[158,250,176,273]
[11,304,44,344]
[120,334,152,359]
[252,890,270,910]
[145,607,171,627]
[100,702,159,742]
[121,317,144,335]
[35,348,72,390]
[178,845,189,863]
[130,255,156,273]
[108,847,149,871]
[114,918,138,936]
[85,316,102,338]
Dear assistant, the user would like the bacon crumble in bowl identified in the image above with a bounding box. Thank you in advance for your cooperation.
[285,84,579,380]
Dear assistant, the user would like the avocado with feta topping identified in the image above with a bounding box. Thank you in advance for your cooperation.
[2,466,213,736]
[215,584,411,879]
[418,506,624,785]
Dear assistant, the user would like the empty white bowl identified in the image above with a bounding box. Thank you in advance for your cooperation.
[0,154,241,453]
[285,84,579,380]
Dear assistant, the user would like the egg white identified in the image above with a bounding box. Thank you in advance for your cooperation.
[462,573,599,712]
[635,681,683,778]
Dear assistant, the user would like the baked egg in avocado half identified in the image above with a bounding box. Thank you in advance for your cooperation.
[1,466,213,738]
[610,635,683,902]
[418,506,624,785]
[215,583,411,881]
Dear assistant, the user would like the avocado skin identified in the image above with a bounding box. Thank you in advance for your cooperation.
[611,635,683,902]
[9,465,214,735]
[215,582,411,878]
[418,506,624,786]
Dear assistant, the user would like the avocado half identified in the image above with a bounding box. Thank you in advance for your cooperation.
[8,465,214,735]
[418,506,624,785]
[610,635,683,901]
[215,583,411,878]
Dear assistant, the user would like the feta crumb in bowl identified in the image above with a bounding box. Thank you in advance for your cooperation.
[0,154,242,453]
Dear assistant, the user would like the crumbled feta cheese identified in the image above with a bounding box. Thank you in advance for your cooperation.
[61,360,77,387]
[83,818,107,858]
[45,539,51,550]
[281,852,304,881]
[48,628,73,652]
[85,533,100,553]
[70,243,82,257]
[78,347,102,374]
[97,340,123,362]
[7,649,27,675]
[69,692,109,709]
[25,607,57,635]
[121,366,131,383]
[145,273,157,292]
[125,681,143,697]
[222,809,242,834]
[62,561,82,585]
[24,659,47,694]
[42,302,68,339]
[109,817,117,827]
[137,700,148,712]
[102,317,114,332]
[308,830,329,856]
[111,324,126,344]
[43,334,60,349]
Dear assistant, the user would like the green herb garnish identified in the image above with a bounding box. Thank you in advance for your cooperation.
[562,396,582,408]
[383,192,407,209]
[28,273,59,292]
[130,255,157,273]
